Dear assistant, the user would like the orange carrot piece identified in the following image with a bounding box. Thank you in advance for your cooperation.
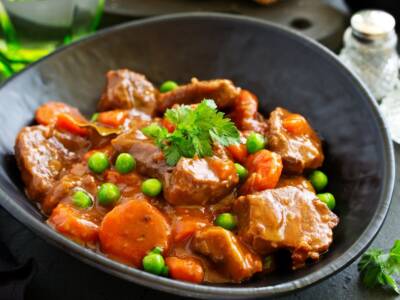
[56,113,88,136]
[36,101,84,125]
[173,218,209,242]
[97,110,128,128]
[226,143,248,164]
[48,203,99,245]
[162,118,176,133]
[240,149,283,194]
[99,200,170,267]
[166,257,204,284]
[282,114,310,135]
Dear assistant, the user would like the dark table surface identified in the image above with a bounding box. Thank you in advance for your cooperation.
[2,3,400,300]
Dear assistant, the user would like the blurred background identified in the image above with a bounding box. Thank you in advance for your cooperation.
[0,0,398,80]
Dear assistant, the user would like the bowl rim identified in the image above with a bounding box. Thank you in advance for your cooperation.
[0,12,395,299]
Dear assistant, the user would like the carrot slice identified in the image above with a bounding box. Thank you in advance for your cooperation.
[166,257,204,284]
[56,113,89,136]
[99,200,171,267]
[36,101,84,125]
[48,203,99,245]
[226,143,248,164]
[240,149,283,194]
[162,118,176,133]
[173,218,209,242]
[282,114,310,135]
[97,110,128,128]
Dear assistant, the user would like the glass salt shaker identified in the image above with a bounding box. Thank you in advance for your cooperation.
[339,10,400,144]
[339,10,398,101]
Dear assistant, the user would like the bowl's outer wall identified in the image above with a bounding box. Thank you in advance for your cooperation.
[0,14,394,299]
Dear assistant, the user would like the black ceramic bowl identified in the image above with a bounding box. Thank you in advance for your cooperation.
[0,13,395,299]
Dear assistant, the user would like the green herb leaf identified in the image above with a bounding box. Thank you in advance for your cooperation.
[387,240,400,275]
[141,123,168,146]
[164,145,181,166]
[358,240,400,294]
[141,99,240,165]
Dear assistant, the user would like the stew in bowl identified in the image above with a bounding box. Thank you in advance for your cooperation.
[14,68,338,284]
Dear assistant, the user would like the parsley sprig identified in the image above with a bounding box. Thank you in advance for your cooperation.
[142,99,240,166]
[358,240,400,294]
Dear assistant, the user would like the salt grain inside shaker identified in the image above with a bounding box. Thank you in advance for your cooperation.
[339,10,398,101]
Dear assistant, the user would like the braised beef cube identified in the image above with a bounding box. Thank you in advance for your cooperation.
[229,90,267,134]
[267,107,323,174]
[192,227,261,282]
[191,226,262,282]
[158,78,240,113]
[52,129,91,153]
[14,125,78,201]
[98,69,157,115]
[113,130,238,206]
[164,156,238,206]
[234,186,338,269]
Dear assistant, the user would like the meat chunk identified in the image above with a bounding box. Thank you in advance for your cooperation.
[229,90,267,134]
[191,226,262,282]
[14,126,78,201]
[113,133,238,206]
[98,69,157,115]
[164,156,238,205]
[48,203,99,246]
[112,133,172,179]
[277,175,315,193]
[41,163,98,214]
[158,78,240,113]
[233,186,338,269]
[267,107,324,174]
[99,200,171,266]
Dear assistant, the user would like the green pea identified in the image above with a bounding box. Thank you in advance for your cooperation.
[115,153,136,174]
[142,253,165,275]
[214,213,237,230]
[88,152,109,174]
[161,265,169,277]
[91,113,99,122]
[317,193,336,210]
[72,190,93,209]
[141,178,162,197]
[97,183,120,206]
[234,163,248,181]
[160,80,178,93]
[246,132,266,154]
[151,246,163,255]
[309,170,328,192]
